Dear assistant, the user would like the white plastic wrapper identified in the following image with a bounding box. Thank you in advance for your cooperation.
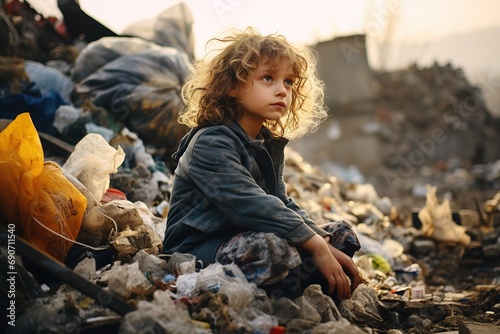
[63,133,125,202]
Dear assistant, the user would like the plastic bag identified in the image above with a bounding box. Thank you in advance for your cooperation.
[418,185,471,245]
[62,133,125,203]
[120,290,212,334]
[339,285,383,327]
[0,113,87,261]
[72,37,164,83]
[122,2,195,59]
[24,60,74,102]
[176,262,255,309]
[74,47,191,169]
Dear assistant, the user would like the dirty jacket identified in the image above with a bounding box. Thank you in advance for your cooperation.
[163,122,330,262]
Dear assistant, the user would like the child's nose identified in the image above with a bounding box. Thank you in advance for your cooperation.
[275,82,287,96]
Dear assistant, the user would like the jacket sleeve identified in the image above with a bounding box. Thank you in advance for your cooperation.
[184,128,317,246]
[276,179,332,239]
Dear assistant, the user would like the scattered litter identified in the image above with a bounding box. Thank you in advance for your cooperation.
[1,2,499,333]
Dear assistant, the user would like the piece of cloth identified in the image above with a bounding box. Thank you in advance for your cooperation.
[215,220,360,299]
[215,231,302,286]
[0,90,66,135]
[163,122,331,262]
[322,220,361,258]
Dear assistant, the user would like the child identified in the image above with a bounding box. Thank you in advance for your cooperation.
[163,27,361,300]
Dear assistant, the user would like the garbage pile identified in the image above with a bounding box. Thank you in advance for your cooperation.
[1,1,499,334]
[0,0,192,171]
[2,110,499,333]
[373,62,498,164]
[367,63,500,211]
[291,59,500,218]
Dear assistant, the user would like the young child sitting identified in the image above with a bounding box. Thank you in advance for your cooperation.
[163,27,361,300]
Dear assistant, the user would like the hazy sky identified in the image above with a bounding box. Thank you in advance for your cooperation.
[31,0,500,73]
[32,1,498,49]
[27,0,500,113]
[74,0,499,57]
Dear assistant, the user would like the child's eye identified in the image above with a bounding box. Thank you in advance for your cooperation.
[262,75,273,82]
[285,79,294,86]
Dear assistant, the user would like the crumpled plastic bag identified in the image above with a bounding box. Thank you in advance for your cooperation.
[72,37,165,83]
[418,185,471,245]
[0,113,87,261]
[120,290,211,334]
[339,285,383,327]
[24,60,74,102]
[107,261,151,299]
[74,46,191,169]
[176,262,276,334]
[177,262,256,309]
[303,284,342,323]
[122,2,195,59]
[62,133,125,203]
[311,318,366,334]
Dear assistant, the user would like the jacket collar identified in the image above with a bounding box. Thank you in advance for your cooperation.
[226,122,289,149]
[172,122,289,164]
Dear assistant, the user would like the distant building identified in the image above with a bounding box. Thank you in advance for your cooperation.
[314,34,376,108]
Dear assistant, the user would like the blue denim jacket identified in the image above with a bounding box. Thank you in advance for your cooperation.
[163,122,330,262]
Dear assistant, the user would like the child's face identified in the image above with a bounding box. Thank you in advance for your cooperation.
[234,58,295,127]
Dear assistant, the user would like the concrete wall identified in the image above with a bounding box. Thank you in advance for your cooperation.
[290,111,384,170]
[314,34,376,107]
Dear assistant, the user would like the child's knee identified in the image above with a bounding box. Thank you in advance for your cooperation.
[322,220,361,257]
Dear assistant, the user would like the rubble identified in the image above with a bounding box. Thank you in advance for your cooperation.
[1,1,500,334]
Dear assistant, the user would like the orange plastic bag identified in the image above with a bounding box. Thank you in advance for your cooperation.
[0,113,87,261]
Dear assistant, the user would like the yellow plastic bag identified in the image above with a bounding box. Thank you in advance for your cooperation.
[0,113,87,261]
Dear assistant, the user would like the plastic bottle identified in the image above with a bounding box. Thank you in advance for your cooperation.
[269,326,286,334]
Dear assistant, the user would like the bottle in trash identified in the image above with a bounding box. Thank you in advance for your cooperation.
[269,326,286,334]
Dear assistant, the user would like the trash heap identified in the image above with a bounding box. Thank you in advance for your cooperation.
[373,62,497,164]
[2,110,499,333]
[0,0,192,171]
[1,1,499,334]
[291,59,500,219]
[367,63,500,212]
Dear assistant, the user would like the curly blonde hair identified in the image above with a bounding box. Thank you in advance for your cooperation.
[179,27,327,139]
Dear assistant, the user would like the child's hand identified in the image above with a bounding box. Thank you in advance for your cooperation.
[327,244,361,293]
[301,235,352,300]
